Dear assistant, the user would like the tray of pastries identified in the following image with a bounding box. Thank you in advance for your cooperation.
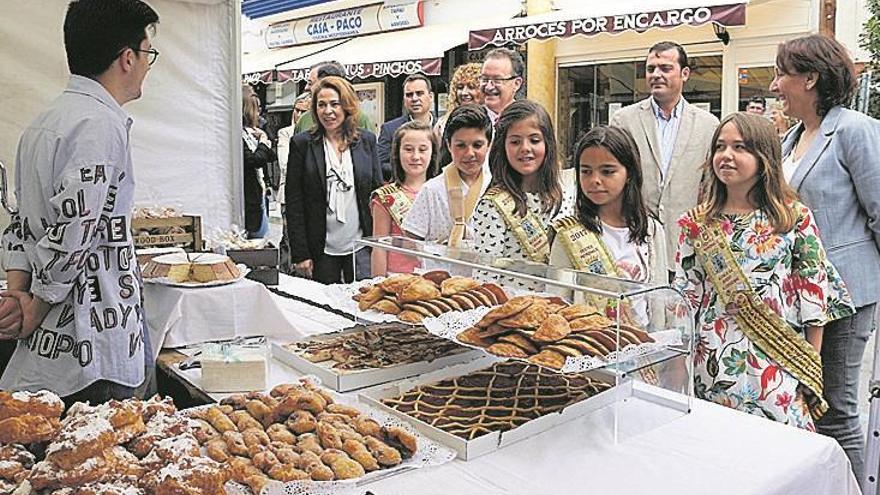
[142,252,245,287]
[362,361,612,460]
[448,296,656,371]
[272,323,489,392]
[0,390,230,495]
[351,271,509,324]
[0,382,454,495]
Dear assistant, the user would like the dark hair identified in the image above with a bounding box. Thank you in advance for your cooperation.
[64,0,159,77]
[390,121,439,186]
[775,34,856,117]
[489,100,562,217]
[310,76,361,146]
[443,104,493,146]
[648,41,689,69]
[748,96,766,108]
[573,126,649,244]
[403,74,432,93]
[704,113,798,233]
[315,61,347,79]
[485,48,525,77]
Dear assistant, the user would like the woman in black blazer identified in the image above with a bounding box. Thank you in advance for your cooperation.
[285,76,383,284]
[242,86,276,238]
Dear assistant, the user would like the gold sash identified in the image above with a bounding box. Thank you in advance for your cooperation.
[372,184,413,230]
[691,210,828,420]
[486,187,550,263]
[552,216,639,326]
[444,164,483,247]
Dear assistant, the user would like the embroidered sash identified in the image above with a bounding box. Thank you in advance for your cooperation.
[444,164,483,248]
[372,184,413,230]
[552,216,639,326]
[485,187,550,263]
[691,210,828,420]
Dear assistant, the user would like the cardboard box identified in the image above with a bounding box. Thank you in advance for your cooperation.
[359,367,619,460]
[227,245,280,285]
[270,335,490,392]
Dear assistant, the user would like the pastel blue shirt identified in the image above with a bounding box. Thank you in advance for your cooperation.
[650,97,685,178]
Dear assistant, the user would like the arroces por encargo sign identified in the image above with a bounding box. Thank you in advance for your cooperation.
[266,1,424,48]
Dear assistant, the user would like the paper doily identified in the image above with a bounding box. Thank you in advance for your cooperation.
[199,375,456,495]
[422,308,683,374]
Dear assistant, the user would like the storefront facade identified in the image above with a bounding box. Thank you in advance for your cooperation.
[242,0,522,134]
[469,0,870,162]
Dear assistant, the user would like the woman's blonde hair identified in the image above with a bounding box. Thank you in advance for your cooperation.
[447,63,482,112]
[242,85,259,128]
[703,112,798,233]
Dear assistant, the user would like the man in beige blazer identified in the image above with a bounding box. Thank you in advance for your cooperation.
[610,42,719,274]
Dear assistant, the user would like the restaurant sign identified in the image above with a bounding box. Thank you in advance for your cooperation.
[266,1,424,49]
[274,58,443,82]
[469,3,746,50]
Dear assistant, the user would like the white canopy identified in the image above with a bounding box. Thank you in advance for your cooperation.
[0,0,243,236]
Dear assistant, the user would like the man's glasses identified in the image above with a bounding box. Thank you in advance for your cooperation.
[132,48,160,66]
[478,75,518,86]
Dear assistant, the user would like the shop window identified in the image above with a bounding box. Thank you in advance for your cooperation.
[558,55,722,164]
[737,66,777,115]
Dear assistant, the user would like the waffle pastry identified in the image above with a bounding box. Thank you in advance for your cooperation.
[352,272,509,323]
[456,297,655,369]
[285,323,464,370]
[381,361,611,440]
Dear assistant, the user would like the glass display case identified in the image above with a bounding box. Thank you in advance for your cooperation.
[351,235,694,450]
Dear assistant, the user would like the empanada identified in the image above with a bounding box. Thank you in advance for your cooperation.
[496,333,538,354]
[569,314,613,332]
[377,274,420,294]
[533,314,572,342]
[440,276,481,296]
[371,299,402,315]
[558,303,602,321]
[397,310,425,324]
[486,342,530,358]
[456,327,492,347]
[528,349,566,369]
[478,296,533,327]
[398,278,441,303]
[497,301,551,329]
[358,285,386,311]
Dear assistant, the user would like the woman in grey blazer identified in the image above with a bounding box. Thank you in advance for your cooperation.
[772,34,880,483]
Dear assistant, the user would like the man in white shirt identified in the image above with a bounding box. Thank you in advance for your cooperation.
[480,48,524,125]
[610,41,719,272]
[0,0,159,405]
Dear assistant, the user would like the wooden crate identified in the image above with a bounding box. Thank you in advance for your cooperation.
[131,215,203,251]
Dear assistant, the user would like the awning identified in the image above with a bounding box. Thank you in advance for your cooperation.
[469,0,748,51]
[244,1,522,82]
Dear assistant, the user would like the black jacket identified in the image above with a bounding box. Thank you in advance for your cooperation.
[284,130,382,263]
[242,138,276,233]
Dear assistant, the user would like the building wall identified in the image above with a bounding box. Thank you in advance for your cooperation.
[551,0,822,120]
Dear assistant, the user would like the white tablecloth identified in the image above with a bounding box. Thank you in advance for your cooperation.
[163,275,861,495]
[144,278,301,359]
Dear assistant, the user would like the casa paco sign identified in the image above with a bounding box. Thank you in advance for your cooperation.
[266,1,424,49]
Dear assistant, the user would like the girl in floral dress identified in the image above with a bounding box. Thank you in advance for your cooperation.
[673,113,854,430]
[370,121,439,276]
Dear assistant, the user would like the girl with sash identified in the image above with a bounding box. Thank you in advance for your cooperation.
[472,100,574,289]
[402,104,493,246]
[549,126,667,324]
[673,113,854,429]
[370,121,439,276]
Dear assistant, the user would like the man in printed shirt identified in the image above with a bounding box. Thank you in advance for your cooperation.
[0,0,159,405]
